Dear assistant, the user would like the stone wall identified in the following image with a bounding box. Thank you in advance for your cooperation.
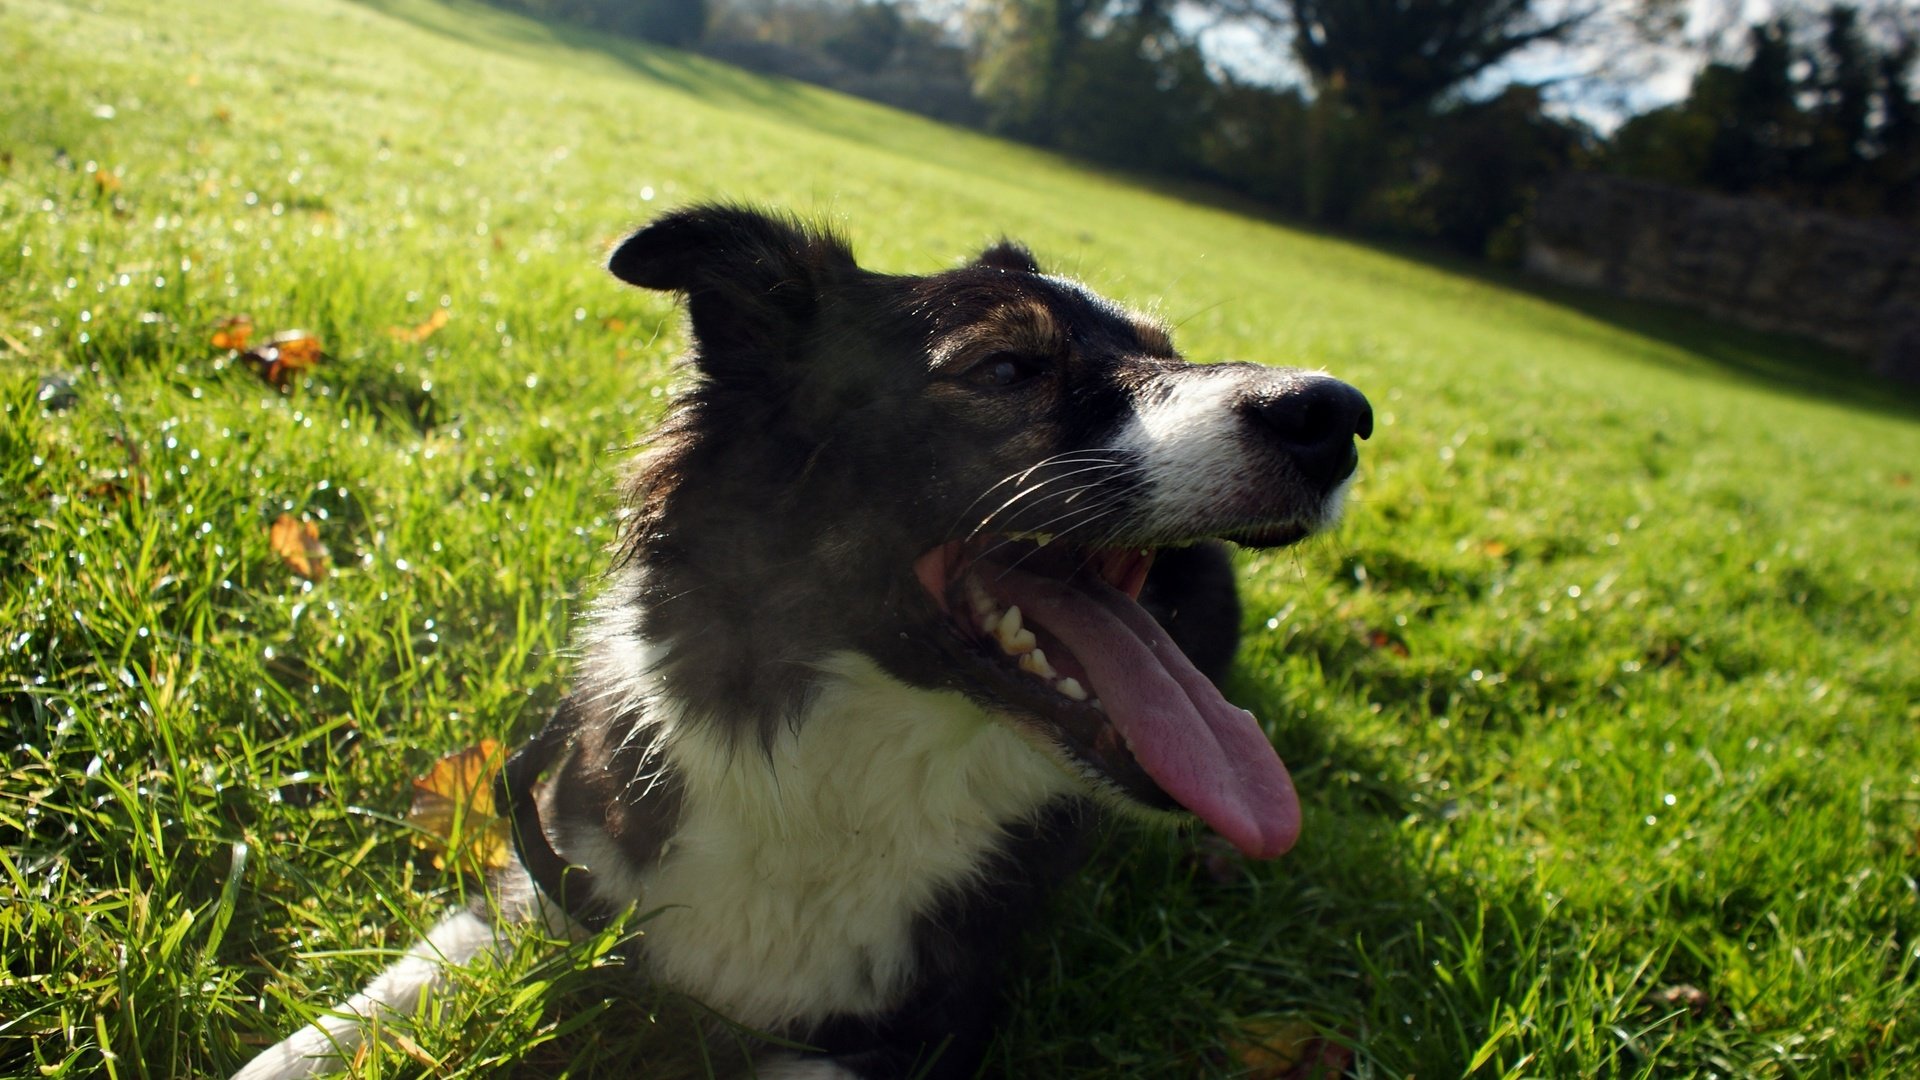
[1526,173,1920,383]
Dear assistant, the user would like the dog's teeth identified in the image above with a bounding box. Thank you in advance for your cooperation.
[1056,677,1087,701]
[1089,697,1103,712]
[994,606,1024,649]
[1035,533,1053,547]
[1019,648,1057,679]
[1005,627,1037,654]
[966,578,996,619]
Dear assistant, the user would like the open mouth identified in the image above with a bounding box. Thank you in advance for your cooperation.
[913,537,1300,859]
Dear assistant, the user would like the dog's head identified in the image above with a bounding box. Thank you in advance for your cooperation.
[608,206,1370,859]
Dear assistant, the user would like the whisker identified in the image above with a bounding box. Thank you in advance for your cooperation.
[987,505,1133,578]
[972,479,1130,547]
[973,490,1133,567]
[948,451,1130,534]
[967,464,1132,540]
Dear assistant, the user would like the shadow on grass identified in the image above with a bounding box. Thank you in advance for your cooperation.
[984,710,1627,1077]
[1365,237,1920,426]
[348,0,827,130]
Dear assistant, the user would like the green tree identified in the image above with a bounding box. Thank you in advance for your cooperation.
[1605,3,1920,221]
[1215,0,1593,115]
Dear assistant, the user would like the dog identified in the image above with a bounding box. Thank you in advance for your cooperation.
[235,206,1372,1080]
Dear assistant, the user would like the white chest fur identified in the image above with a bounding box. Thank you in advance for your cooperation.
[578,651,1078,1032]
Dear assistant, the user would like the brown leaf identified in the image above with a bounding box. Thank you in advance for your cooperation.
[268,513,328,581]
[407,740,512,875]
[211,314,254,352]
[1228,1017,1355,1080]
[242,330,325,388]
[386,307,449,344]
[93,168,121,195]
[83,476,146,503]
[1366,629,1410,657]
[269,330,323,369]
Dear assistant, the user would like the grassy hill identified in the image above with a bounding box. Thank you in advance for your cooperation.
[3,0,1918,1075]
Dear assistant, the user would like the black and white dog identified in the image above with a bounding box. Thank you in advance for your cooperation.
[237,206,1371,1079]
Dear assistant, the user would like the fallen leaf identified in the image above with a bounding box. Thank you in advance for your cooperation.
[242,330,325,388]
[1365,628,1410,657]
[211,314,254,352]
[83,476,147,503]
[1480,539,1510,558]
[1228,1017,1355,1080]
[1646,983,1711,1017]
[386,1031,440,1069]
[92,168,121,195]
[408,740,512,875]
[1895,473,1912,487]
[268,513,328,581]
[386,307,449,343]
[602,317,629,332]
[268,330,323,368]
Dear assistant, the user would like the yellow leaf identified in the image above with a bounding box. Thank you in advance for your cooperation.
[386,307,449,343]
[407,740,512,875]
[1226,1017,1354,1080]
[211,314,253,352]
[267,513,328,582]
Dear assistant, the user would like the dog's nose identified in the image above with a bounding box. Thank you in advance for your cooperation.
[1241,376,1374,490]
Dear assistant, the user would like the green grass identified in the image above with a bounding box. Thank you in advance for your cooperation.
[4,0,1919,1075]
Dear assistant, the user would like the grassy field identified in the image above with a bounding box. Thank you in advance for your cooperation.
[4,0,1920,1075]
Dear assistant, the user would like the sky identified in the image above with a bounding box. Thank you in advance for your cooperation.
[1184,0,1826,131]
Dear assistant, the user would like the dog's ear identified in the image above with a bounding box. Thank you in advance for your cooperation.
[975,239,1040,275]
[608,206,856,361]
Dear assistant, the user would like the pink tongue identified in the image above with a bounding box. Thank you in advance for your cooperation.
[982,563,1300,859]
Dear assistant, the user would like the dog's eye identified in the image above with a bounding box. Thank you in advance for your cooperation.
[966,353,1044,389]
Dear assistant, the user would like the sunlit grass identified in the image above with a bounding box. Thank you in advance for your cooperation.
[3,0,1918,1076]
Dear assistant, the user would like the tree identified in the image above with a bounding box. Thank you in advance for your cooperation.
[964,0,1101,138]
[1604,3,1920,222]
[1214,0,1594,116]
[823,1,906,73]
[962,0,1186,142]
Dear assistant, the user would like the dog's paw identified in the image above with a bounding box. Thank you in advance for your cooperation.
[752,1054,863,1080]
